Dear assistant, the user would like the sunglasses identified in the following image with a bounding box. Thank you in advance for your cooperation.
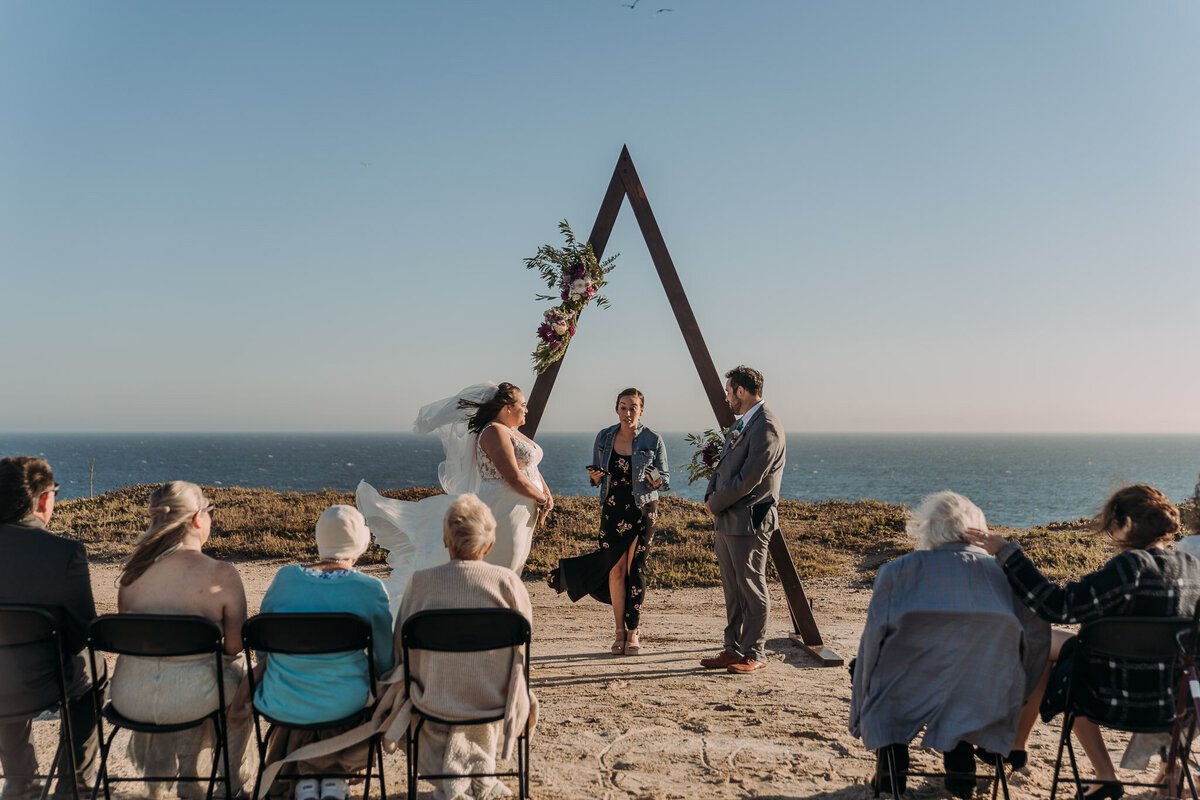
[43,483,61,497]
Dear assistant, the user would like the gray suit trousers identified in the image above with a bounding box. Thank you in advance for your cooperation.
[715,529,772,661]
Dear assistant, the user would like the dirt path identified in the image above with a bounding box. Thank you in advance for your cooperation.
[20,562,1165,799]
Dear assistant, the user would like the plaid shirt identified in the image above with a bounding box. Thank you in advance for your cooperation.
[997,543,1200,728]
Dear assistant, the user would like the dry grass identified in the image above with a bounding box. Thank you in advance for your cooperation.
[54,485,1197,586]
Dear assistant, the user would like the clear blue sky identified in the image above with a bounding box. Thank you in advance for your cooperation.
[3,1,1197,433]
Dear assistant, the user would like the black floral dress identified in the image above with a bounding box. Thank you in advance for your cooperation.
[549,449,654,629]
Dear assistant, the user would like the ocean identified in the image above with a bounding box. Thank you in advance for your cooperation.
[2,433,1198,529]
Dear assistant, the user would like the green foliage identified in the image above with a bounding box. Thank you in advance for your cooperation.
[683,428,728,484]
[525,220,619,373]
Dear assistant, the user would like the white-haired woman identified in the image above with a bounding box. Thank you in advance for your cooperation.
[849,492,1050,798]
[255,505,394,800]
[112,481,253,799]
[396,494,538,800]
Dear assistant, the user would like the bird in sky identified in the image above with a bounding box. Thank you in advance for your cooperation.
[655,8,672,14]
[621,0,640,8]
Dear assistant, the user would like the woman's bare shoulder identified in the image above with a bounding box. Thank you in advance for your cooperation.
[480,422,515,447]
[210,558,246,589]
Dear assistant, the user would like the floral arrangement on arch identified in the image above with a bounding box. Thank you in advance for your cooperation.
[684,427,730,484]
[526,220,618,374]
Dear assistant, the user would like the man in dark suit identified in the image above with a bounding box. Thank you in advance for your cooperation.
[0,457,100,798]
[700,366,786,675]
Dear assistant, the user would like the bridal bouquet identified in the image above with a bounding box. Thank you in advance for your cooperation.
[684,427,729,484]
[526,220,618,373]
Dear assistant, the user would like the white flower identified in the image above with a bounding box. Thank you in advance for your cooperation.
[552,322,568,335]
[570,278,589,297]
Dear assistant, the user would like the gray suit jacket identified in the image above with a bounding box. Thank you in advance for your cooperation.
[704,404,786,536]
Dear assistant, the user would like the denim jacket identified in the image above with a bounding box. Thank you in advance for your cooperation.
[593,424,670,509]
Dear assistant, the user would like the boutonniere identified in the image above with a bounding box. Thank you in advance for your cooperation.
[728,429,744,448]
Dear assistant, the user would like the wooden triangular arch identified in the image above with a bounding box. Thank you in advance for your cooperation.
[520,146,842,666]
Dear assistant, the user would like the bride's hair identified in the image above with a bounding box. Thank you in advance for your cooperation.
[458,382,522,434]
[120,481,209,587]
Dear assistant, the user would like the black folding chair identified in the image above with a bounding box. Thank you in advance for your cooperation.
[1049,616,1200,800]
[0,605,83,800]
[242,613,386,800]
[86,614,233,800]
[399,609,532,800]
[875,744,1010,800]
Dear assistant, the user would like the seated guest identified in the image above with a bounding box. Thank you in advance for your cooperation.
[256,505,393,800]
[850,491,1050,798]
[0,456,101,799]
[397,493,538,800]
[111,481,253,799]
[969,484,1200,800]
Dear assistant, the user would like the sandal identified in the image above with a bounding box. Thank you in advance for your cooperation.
[624,629,641,655]
[611,630,626,655]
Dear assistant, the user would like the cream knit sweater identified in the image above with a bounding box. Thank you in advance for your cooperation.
[397,558,538,756]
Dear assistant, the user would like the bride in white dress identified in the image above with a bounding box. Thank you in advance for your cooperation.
[357,382,553,612]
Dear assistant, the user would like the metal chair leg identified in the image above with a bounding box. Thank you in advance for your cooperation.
[252,724,274,800]
[376,737,388,800]
[39,734,64,800]
[516,731,525,800]
[1065,720,1087,800]
[218,711,233,800]
[59,698,81,800]
[1051,711,1073,800]
[363,733,374,799]
[205,723,222,800]
[884,745,900,800]
[997,754,1011,800]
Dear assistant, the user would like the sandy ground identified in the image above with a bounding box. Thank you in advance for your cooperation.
[18,561,1179,799]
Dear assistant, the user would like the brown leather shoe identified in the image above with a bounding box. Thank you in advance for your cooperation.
[727,657,766,674]
[699,650,741,669]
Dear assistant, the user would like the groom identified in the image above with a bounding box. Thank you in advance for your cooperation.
[700,366,786,675]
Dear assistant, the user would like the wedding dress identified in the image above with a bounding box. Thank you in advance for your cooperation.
[357,384,544,614]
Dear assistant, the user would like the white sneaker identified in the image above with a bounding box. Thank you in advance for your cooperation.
[294,778,320,800]
[319,778,347,800]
